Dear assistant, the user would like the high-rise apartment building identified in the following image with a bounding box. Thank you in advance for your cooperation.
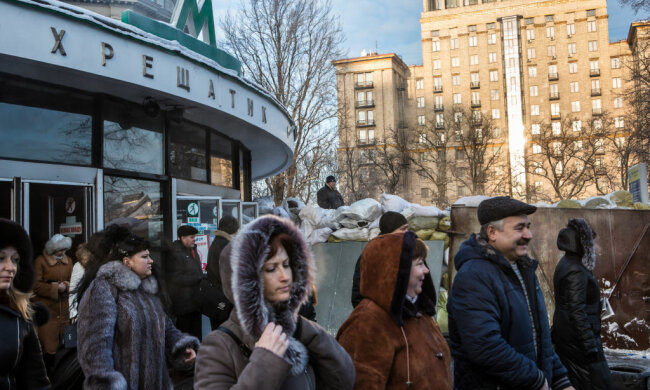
[334,0,643,206]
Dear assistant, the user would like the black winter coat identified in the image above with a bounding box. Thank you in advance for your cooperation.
[447,234,570,390]
[201,231,233,323]
[0,302,50,390]
[350,255,363,308]
[552,253,612,390]
[316,186,344,210]
[167,240,203,316]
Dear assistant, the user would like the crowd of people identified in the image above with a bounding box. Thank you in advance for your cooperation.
[0,189,614,390]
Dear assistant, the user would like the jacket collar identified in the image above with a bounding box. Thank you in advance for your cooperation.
[95,261,158,294]
[41,252,71,266]
[461,234,537,272]
[214,230,232,241]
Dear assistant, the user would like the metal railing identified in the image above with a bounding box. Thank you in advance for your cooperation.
[548,73,559,81]
[354,81,374,89]
[470,81,480,89]
[355,100,375,108]
[549,92,560,100]
[590,69,600,77]
[356,119,375,127]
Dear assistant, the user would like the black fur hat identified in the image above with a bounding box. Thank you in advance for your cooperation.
[0,219,34,293]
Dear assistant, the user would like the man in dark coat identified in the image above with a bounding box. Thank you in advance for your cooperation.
[447,197,573,390]
[552,218,612,390]
[351,211,408,307]
[168,225,204,339]
[204,216,238,330]
[316,175,344,210]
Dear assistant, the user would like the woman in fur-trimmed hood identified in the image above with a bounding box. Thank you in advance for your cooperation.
[76,225,199,390]
[194,215,354,390]
[552,218,613,390]
[336,231,452,390]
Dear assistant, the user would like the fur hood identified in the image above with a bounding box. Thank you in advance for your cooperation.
[557,218,596,271]
[360,231,436,327]
[95,260,159,294]
[222,215,314,375]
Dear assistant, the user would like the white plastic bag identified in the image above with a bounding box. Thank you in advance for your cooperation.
[341,198,383,222]
[381,193,411,213]
[332,228,369,241]
[308,227,333,245]
[453,195,492,207]
[410,204,443,217]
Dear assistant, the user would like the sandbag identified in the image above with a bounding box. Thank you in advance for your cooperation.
[307,227,333,245]
[607,191,634,207]
[415,229,435,240]
[255,196,275,215]
[436,288,449,333]
[633,202,650,210]
[556,199,581,209]
[282,197,306,211]
[339,217,363,229]
[381,193,411,213]
[438,216,451,231]
[272,206,291,219]
[582,196,613,209]
[368,216,381,229]
[340,198,382,222]
[453,195,491,207]
[299,205,339,229]
[331,228,369,241]
[327,235,342,243]
[408,216,440,231]
[368,228,381,241]
[408,204,443,217]
[430,231,450,248]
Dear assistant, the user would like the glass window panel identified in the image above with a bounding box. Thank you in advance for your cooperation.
[210,132,233,188]
[169,122,207,181]
[103,176,163,246]
[103,100,164,174]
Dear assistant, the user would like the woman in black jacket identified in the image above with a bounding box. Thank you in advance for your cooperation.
[0,219,50,390]
[552,218,612,390]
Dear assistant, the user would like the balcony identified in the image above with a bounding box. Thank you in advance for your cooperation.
[548,73,559,81]
[434,104,444,112]
[590,69,600,77]
[470,81,481,89]
[355,99,375,108]
[356,119,375,127]
[471,100,481,108]
[591,88,601,96]
[433,85,443,93]
[435,122,445,129]
[355,81,374,89]
[592,108,603,116]
[357,138,377,146]
[549,92,560,100]
[551,112,561,120]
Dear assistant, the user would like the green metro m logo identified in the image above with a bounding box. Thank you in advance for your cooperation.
[170,0,216,46]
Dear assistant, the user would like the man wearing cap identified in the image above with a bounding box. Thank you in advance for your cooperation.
[447,197,574,390]
[317,175,344,210]
[168,225,204,339]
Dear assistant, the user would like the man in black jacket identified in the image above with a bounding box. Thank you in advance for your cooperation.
[317,175,344,210]
[552,218,612,390]
[168,225,204,339]
[204,216,238,330]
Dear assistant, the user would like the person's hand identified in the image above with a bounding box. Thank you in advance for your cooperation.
[255,322,289,358]
[184,347,196,365]
[58,282,67,293]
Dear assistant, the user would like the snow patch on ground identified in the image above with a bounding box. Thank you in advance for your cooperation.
[624,318,648,330]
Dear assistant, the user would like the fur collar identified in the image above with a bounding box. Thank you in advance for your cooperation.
[214,230,232,241]
[229,215,313,375]
[95,261,158,294]
[40,252,71,267]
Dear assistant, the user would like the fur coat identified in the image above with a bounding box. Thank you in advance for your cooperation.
[337,231,452,390]
[32,252,73,354]
[552,218,612,390]
[194,215,355,390]
[77,261,199,390]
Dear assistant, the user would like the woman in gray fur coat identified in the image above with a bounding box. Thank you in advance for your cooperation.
[194,215,355,390]
[76,225,199,390]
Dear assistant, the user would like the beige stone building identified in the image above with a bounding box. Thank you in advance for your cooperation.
[334,0,644,206]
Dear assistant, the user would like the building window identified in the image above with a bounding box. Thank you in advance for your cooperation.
[433,59,441,70]
[529,66,537,77]
[491,89,499,100]
[471,92,480,106]
[490,70,498,82]
[431,30,440,38]
[452,75,461,85]
[532,123,540,135]
[488,33,497,45]
[417,97,425,108]
[570,81,579,93]
[455,149,465,160]
[454,112,463,123]
[555,161,564,175]
[492,109,500,119]
[533,162,543,174]
[568,43,576,56]
[567,23,575,36]
[493,127,501,137]
[587,9,596,17]
[552,142,562,155]
[614,97,623,108]
[469,36,478,47]
[551,121,561,135]
[588,40,598,52]
[468,24,477,32]
[487,22,496,29]
[527,48,536,59]
[432,40,441,52]
[547,45,556,57]
[615,117,625,128]
[569,62,578,73]
[612,77,621,89]
[416,79,424,90]
[533,144,542,154]
[615,136,626,147]
[530,85,538,97]
[526,29,535,41]
[457,185,466,197]
[421,188,430,199]
[434,77,442,88]
[574,140,583,151]
[419,133,427,144]
[415,115,425,126]
[571,101,580,112]
[611,57,620,69]
[451,38,459,49]
[548,64,558,76]
[452,57,460,67]
[590,60,600,71]
[572,120,582,132]
[551,103,560,116]
[453,93,462,104]
[470,55,479,65]
[531,105,540,116]
[169,122,207,181]
[526,17,534,25]
[550,83,558,96]
[489,52,497,63]
[546,26,555,39]
[545,15,555,22]
[587,20,597,32]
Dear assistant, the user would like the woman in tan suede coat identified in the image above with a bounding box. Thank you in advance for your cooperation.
[194,215,354,390]
[32,234,73,359]
[337,231,452,390]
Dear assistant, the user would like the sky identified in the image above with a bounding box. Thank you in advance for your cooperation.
[212,0,647,66]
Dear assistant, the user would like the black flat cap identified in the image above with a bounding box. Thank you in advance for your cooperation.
[326,175,336,183]
[477,196,537,225]
[177,225,199,237]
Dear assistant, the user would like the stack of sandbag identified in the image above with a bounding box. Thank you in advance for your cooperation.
[381,193,449,247]
[281,197,306,225]
[255,196,275,215]
[299,205,340,245]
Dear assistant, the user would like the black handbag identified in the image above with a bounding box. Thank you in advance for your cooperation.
[198,278,233,322]
[63,323,77,349]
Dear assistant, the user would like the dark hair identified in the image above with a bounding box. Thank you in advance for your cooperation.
[218,216,239,235]
[413,238,428,261]
[267,233,296,264]
[75,225,150,305]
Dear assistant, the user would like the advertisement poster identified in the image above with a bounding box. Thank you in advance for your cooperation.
[195,234,210,272]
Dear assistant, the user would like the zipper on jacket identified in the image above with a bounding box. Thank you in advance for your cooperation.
[305,368,313,390]
[13,317,20,368]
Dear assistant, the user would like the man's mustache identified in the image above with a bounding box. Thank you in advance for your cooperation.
[516,239,530,246]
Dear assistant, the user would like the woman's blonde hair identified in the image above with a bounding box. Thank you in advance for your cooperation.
[7,284,33,320]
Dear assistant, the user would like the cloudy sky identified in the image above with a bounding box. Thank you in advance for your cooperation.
[213,0,646,66]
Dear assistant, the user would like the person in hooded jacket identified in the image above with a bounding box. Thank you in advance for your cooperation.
[337,231,452,390]
[194,215,355,390]
[552,218,612,390]
[0,219,51,390]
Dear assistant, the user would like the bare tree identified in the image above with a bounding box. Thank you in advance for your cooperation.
[618,0,650,14]
[222,0,344,205]
[625,34,650,168]
[367,126,410,195]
